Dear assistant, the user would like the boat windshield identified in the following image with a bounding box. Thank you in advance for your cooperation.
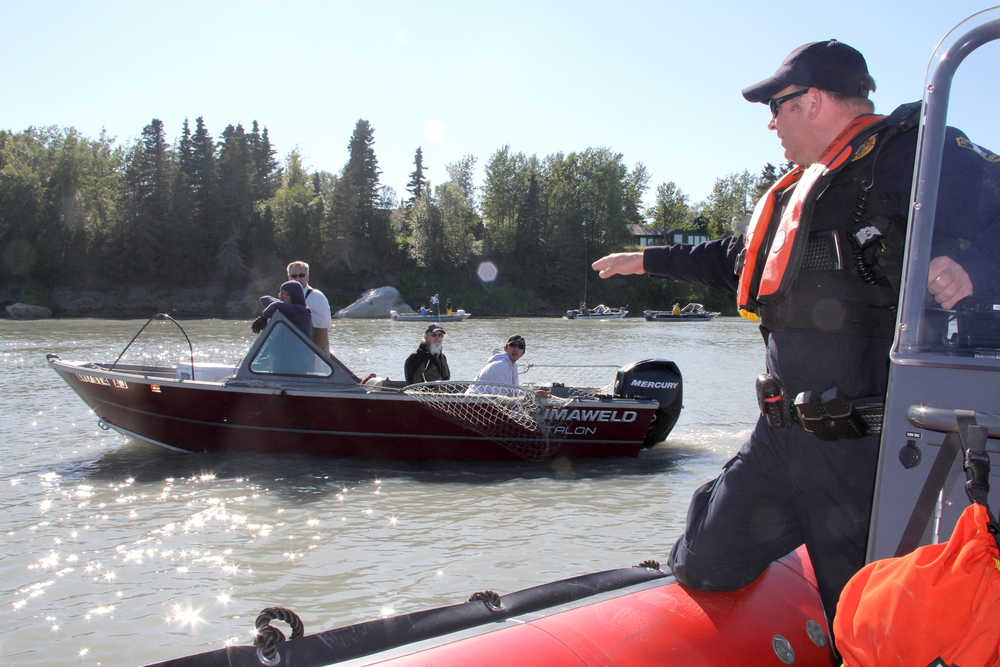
[249,321,333,377]
[896,12,1000,363]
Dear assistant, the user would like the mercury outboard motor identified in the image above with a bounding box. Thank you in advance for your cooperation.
[613,359,683,447]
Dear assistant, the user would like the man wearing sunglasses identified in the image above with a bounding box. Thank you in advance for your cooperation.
[286,260,332,352]
[404,324,451,385]
[466,335,526,395]
[591,39,1000,639]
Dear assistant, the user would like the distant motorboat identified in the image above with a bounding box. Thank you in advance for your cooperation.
[643,303,720,322]
[390,309,471,322]
[564,304,629,320]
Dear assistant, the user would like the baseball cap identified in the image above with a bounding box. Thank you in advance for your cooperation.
[742,40,876,103]
[425,324,445,334]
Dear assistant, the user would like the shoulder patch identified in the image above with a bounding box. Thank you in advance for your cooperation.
[852,135,877,162]
[955,135,1000,162]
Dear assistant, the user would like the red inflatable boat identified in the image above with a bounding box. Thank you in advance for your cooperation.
[148,546,834,666]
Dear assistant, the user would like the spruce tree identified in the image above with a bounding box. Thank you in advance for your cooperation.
[217,123,253,275]
[122,118,171,278]
[169,119,197,282]
[249,121,282,202]
[406,146,427,208]
[326,119,384,271]
[187,117,219,269]
[514,172,543,285]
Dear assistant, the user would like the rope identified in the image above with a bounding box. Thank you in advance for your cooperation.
[253,606,304,662]
[468,590,503,610]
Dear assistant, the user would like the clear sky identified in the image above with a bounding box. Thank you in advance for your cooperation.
[3,1,998,208]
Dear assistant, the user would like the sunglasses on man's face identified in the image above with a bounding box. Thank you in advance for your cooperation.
[289,273,307,279]
[429,332,445,338]
[768,88,809,117]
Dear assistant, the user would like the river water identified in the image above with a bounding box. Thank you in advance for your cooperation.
[1,315,764,665]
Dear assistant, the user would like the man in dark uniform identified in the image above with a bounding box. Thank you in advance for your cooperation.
[404,324,451,385]
[592,40,1000,635]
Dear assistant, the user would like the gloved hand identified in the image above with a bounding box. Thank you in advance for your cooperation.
[251,316,268,334]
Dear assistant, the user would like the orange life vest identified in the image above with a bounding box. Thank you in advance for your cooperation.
[835,501,1000,666]
[737,114,885,321]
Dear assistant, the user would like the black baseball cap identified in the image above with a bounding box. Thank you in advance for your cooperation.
[425,324,445,334]
[742,40,876,103]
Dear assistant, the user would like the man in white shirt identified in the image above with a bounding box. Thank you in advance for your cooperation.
[286,260,331,352]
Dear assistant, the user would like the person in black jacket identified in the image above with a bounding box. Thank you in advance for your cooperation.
[592,39,1000,637]
[404,324,451,385]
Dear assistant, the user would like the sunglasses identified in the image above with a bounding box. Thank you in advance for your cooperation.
[289,273,307,279]
[429,332,445,338]
[768,88,809,117]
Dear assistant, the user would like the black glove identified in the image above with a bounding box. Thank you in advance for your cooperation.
[251,316,268,333]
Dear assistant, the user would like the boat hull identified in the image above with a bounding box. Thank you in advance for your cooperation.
[50,360,655,461]
[643,312,718,322]
[564,311,629,320]
[643,305,719,321]
[390,310,470,322]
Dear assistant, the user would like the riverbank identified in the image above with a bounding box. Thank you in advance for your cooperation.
[0,277,734,319]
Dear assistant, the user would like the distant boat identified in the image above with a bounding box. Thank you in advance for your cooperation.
[390,309,471,322]
[391,293,470,321]
[643,303,720,322]
[564,304,629,320]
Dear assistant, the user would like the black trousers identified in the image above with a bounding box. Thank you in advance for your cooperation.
[668,415,879,634]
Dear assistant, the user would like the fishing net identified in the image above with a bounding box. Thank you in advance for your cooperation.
[402,381,559,460]
[518,363,619,400]
[402,365,619,460]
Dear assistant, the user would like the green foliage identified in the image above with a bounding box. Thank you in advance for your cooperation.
[408,192,443,268]
[249,122,282,201]
[481,146,532,254]
[650,181,690,232]
[704,169,756,236]
[406,146,427,207]
[120,118,172,279]
[325,119,390,275]
[445,154,478,210]
[513,172,543,286]
[0,114,784,316]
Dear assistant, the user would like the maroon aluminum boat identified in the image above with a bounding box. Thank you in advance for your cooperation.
[46,313,683,461]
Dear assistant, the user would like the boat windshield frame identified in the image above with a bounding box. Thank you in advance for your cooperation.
[233,311,360,385]
[892,11,1000,369]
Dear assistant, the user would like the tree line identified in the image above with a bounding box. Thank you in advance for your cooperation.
[0,118,793,315]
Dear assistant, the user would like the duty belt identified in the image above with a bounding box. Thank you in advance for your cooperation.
[756,374,884,440]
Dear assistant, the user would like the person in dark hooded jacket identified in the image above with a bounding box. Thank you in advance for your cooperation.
[252,280,312,337]
[404,324,450,384]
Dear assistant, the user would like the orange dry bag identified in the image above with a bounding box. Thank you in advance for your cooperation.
[834,421,1000,667]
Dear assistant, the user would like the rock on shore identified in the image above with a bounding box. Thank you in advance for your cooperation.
[5,302,53,319]
[335,286,412,319]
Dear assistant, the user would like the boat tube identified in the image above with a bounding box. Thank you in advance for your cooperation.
[146,547,832,666]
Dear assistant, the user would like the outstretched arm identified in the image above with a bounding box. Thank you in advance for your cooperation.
[592,252,645,278]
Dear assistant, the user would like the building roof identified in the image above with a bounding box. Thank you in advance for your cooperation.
[626,224,660,237]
